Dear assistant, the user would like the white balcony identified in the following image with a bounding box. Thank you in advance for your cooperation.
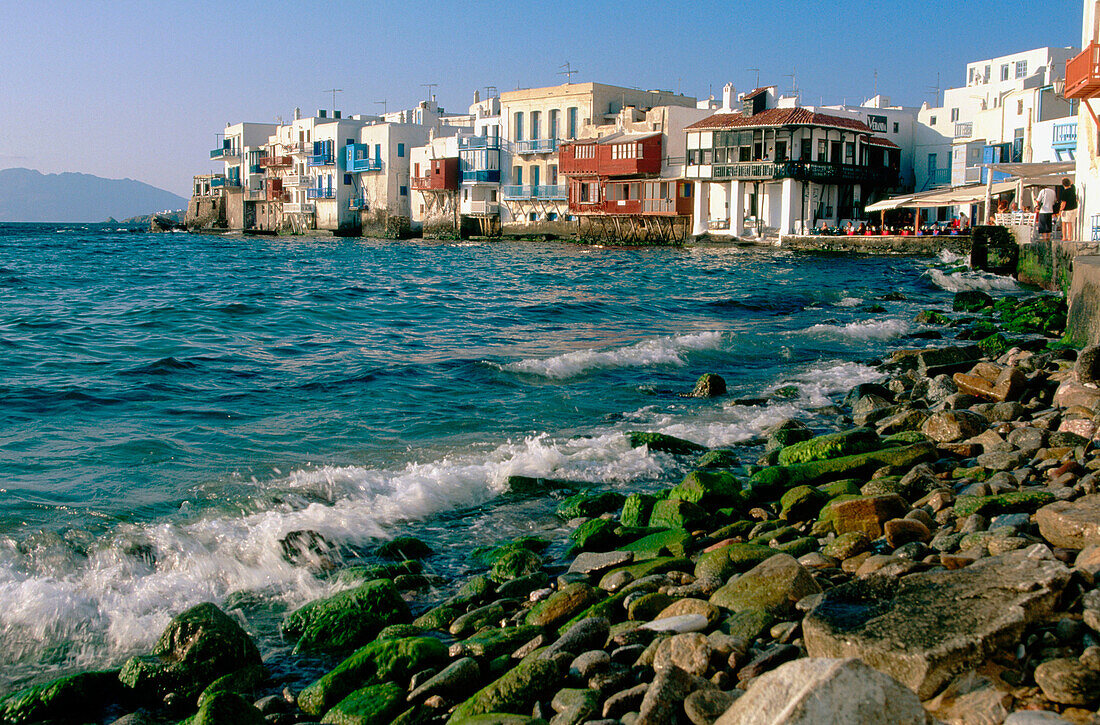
[463,200,499,216]
[283,202,315,214]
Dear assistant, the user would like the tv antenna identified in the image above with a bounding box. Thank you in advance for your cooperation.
[484,86,498,99]
[747,67,761,89]
[559,62,578,83]
[323,88,343,115]
[784,67,798,98]
[925,72,941,105]
[422,83,438,102]
[375,100,387,115]
[873,68,878,98]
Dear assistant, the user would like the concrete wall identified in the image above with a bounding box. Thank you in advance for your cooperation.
[780,234,971,255]
[1018,239,1081,293]
[1066,255,1100,347]
[184,194,226,229]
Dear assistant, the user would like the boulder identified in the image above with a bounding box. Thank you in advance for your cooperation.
[620,493,657,528]
[1033,657,1100,706]
[319,682,407,725]
[489,548,544,582]
[829,494,909,539]
[280,530,341,571]
[777,428,881,466]
[954,291,993,313]
[714,657,928,725]
[653,633,711,676]
[636,665,714,725]
[179,692,265,725]
[556,492,625,520]
[618,528,691,559]
[954,491,1055,518]
[709,554,821,616]
[921,410,986,443]
[0,670,123,725]
[1036,495,1100,549]
[779,485,828,522]
[752,443,936,491]
[697,449,740,469]
[446,658,561,723]
[567,519,619,555]
[627,432,708,455]
[458,626,543,659]
[694,543,777,582]
[691,373,727,398]
[670,470,742,508]
[281,579,410,653]
[525,583,601,629]
[764,420,814,453]
[408,657,481,702]
[118,602,262,702]
[649,498,707,530]
[1053,379,1100,410]
[375,536,433,560]
[803,545,1071,699]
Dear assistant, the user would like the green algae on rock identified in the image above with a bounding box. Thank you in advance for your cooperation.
[0,670,123,725]
[777,428,882,466]
[447,658,561,723]
[319,682,407,725]
[281,578,410,653]
[626,431,708,455]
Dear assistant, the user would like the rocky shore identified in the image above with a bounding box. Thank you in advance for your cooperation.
[8,287,1100,725]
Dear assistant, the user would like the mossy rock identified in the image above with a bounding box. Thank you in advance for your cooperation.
[446,658,561,723]
[697,449,740,469]
[669,469,743,508]
[775,536,818,558]
[749,525,798,546]
[626,432,708,455]
[777,428,881,466]
[816,479,863,498]
[319,682,407,725]
[505,475,584,495]
[952,466,992,481]
[377,624,425,640]
[709,520,755,540]
[756,443,936,490]
[620,493,657,528]
[915,310,950,325]
[821,531,871,560]
[957,320,998,341]
[448,715,548,725]
[461,625,543,659]
[859,476,913,499]
[471,538,551,567]
[556,492,625,520]
[180,691,265,725]
[765,420,814,453]
[298,637,448,716]
[978,333,1010,359]
[524,583,602,629]
[722,608,776,642]
[489,549,544,583]
[452,575,497,605]
[779,485,828,522]
[815,494,865,530]
[648,498,706,530]
[567,518,620,555]
[954,290,994,312]
[597,557,692,589]
[281,579,410,654]
[617,528,692,559]
[413,603,463,631]
[557,590,631,635]
[376,536,433,560]
[336,560,422,586]
[0,670,122,725]
[196,664,264,709]
[953,491,1056,517]
[694,543,776,582]
[882,431,928,446]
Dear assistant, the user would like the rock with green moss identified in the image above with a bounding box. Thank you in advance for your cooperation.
[196,664,263,709]
[709,520,755,540]
[755,443,936,490]
[709,554,821,616]
[376,536,433,560]
[414,603,464,631]
[489,549,544,583]
[298,637,448,716]
[556,492,625,520]
[446,658,561,723]
[765,420,814,452]
[694,543,777,582]
[281,579,410,654]
[620,493,657,528]
[775,536,818,558]
[567,518,619,555]
[557,591,630,635]
[459,626,543,659]
[648,498,706,530]
[817,479,863,498]
[777,428,881,466]
[118,602,262,703]
[954,290,993,313]
[377,624,424,641]
[336,560,422,586]
[319,682,407,725]
[525,583,601,629]
[779,485,829,522]
[978,333,1010,359]
[505,475,584,495]
[626,432,707,455]
[697,449,740,469]
[180,691,265,725]
[954,491,1056,517]
[822,531,872,560]
[722,609,776,642]
[448,716,547,725]
[471,537,551,566]
[597,557,693,590]
[670,470,742,508]
[451,574,496,605]
[617,528,692,559]
[0,670,122,725]
[916,310,950,325]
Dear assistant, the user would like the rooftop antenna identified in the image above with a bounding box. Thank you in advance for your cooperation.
[323,88,343,115]
[485,85,498,99]
[375,100,387,114]
[784,67,798,99]
[747,68,761,89]
[559,62,578,83]
[925,72,941,105]
[422,83,438,103]
[873,68,878,98]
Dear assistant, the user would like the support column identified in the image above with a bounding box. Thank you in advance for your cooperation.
[780,178,797,235]
[692,181,709,236]
[730,179,744,236]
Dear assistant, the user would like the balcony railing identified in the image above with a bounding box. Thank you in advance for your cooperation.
[1053,122,1078,146]
[501,184,566,200]
[284,202,315,214]
[410,176,433,190]
[266,189,289,202]
[464,200,499,215]
[459,136,502,150]
[514,139,559,155]
[260,155,292,168]
[210,176,241,188]
[349,197,369,210]
[308,153,335,167]
[924,167,952,189]
[462,170,501,183]
[246,188,266,201]
[283,173,309,187]
[1066,42,1100,99]
[210,147,239,159]
[306,187,335,199]
[954,122,974,139]
[347,157,383,172]
[711,160,895,186]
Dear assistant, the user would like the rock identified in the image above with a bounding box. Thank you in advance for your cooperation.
[955,291,994,312]
[556,492,625,520]
[736,643,800,681]
[498,572,551,600]
[567,518,619,555]
[280,530,341,571]
[754,443,935,491]
[550,687,599,725]
[298,637,448,716]
[884,519,931,548]
[526,583,601,629]
[829,494,909,539]
[413,603,463,631]
[544,617,611,658]
[1033,657,1100,706]
[649,498,707,530]
[196,665,263,707]
[628,592,675,621]
[641,614,709,633]
[717,657,927,725]
[1037,495,1100,548]
[446,658,561,723]
[671,470,742,508]
[636,665,714,725]
[1053,379,1100,410]
[694,543,777,582]
[917,345,982,376]
[1076,345,1100,386]
[954,491,1055,518]
[460,626,543,659]
[568,650,610,681]
[779,485,828,522]
[921,410,986,443]
[697,449,740,469]
[691,374,727,398]
[922,671,1012,725]
[765,420,814,453]
[0,670,122,724]
[602,684,648,719]
[1003,713,1073,724]
[376,536,433,560]
[653,633,711,676]
[803,545,1071,699]
[655,599,721,627]
[409,657,480,702]
[449,603,506,637]
[489,548,545,582]
[318,682,406,725]
[619,528,692,559]
[119,602,262,702]
[627,432,708,455]
[777,428,881,466]
[1074,545,1100,583]
[822,531,872,560]
[620,493,657,528]
[975,449,1027,471]
[179,692,265,725]
[569,551,633,576]
[281,579,410,653]
[684,688,737,725]
[709,554,821,617]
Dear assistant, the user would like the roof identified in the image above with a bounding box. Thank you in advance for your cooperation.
[597,131,661,144]
[685,107,873,132]
[742,86,775,101]
[864,136,900,149]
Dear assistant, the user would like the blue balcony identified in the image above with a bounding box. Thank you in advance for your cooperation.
[308,153,335,167]
[345,145,383,172]
[348,157,383,172]
[514,139,559,154]
[923,168,951,190]
[462,170,501,183]
[1053,121,1078,148]
[210,176,240,188]
[459,136,502,150]
[502,184,566,200]
[307,187,336,199]
[349,196,369,210]
[210,147,239,159]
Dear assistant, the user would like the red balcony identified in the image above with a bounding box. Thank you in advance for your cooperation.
[411,158,459,191]
[260,155,292,168]
[1066,43,1100,99]
[559,142,600,175]
[568,179,692,217]
[266,179,287,202]
[560,135,663,177]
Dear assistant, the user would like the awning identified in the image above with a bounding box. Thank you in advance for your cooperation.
[983,161,1075,185]
[864,180,1018,211]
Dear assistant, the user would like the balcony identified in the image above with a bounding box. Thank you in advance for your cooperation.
[283,173,310,187]
[924,167,952,189]
[260,155,292,168]
[954,122,974,139]
[349,196,369,210]
[248,163,262,174]
[307,187,336,199]
[210,147,239,159]
[459,136,502,150]
[266,189,289,202]
[210,176,241,188]
[514,139,559,155]
[464,200,499,215]
[284,202,315,214]
[410,176,433,190]
[1065,42,1100,99]
[502,184,567,200]
[710,160,896,186]
[348,157,383,172]
[462,169,501,183]
[308,153,335,167]
[1053,121,1078,147]
[246,188,266,201]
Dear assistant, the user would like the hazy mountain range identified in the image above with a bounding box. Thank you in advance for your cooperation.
[0,168,187,222]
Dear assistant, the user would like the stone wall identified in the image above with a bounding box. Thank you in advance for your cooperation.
[184,195,226,230]
[779,235,971,256]
[360,210,412,239]
[500,220,575,239]
[1017,240,1078,294]
[1065,255,1100,347]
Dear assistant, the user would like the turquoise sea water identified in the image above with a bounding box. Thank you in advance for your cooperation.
[0,223,1019,690]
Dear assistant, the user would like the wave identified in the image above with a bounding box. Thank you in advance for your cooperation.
[924,268,1021,293]
[938,249,968,265]
[121,357,198,376]
[802,318,910,341]
[500,331,726,379]
[835,297,863,307]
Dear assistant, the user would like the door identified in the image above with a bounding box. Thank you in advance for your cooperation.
[830,141,842,164]
[530,165,540,189]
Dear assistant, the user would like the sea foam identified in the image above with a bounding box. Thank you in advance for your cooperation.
[501,331,725,379]
[924,268,1021,293]
[802,318,910,341]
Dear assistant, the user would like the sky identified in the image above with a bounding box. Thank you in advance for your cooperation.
[0,0,1083,197]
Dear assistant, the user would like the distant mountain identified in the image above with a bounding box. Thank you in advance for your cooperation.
[0,167,188,222]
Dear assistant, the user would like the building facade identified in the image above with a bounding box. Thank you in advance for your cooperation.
[1070,1,1100,240]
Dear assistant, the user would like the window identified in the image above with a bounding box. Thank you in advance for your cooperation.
[346,138,353,146]
[397,143,405,158]
[984,65,991,81]
[531,111,541,140]
[548,164,557,185]
[893,122,899,133]
[950,108,959,122]
[343,174,352,185]
[1001,64,1010,81]
[817,139,827,161]
[374,144,381,160]
[399,185,407,196]
[513,166,522,185]
[548,109,559,139]
[567,107,578,139]
[844,142,854,164]
[1017,100,1024,114]
[968,68,976,83]
[930,116,937,126]
[514,112,524,141]
[1015,60,1027,79]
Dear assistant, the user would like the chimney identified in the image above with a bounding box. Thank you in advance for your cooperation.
[293,107,301,121]
[722,83,735,112]
[318,109,327,118]
[473,89,481,104]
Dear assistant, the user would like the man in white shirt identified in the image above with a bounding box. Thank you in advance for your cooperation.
[1035,186,1056,241]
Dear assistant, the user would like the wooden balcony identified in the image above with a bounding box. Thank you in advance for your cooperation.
[1066,43,1100,99]
[711,160,896,186]
[260,155,292,168]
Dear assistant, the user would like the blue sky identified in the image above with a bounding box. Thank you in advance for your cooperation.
[0,0,1081,196]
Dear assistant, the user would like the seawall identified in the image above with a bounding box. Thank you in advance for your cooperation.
[779,234,971,256]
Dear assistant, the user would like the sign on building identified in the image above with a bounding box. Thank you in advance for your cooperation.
[867,115,888,133]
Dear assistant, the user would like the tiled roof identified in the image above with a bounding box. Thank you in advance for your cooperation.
[685,107,873,133]
[742,86,775,101]
[865,136,900,149]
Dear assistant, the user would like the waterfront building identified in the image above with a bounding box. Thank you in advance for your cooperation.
[410,133,462,237]
[498,83,697,234]
[459,91,503,236]
[559,104,710,243]
[1069,1,1100,240]
[209,122,277,230]
[685,87,900,236]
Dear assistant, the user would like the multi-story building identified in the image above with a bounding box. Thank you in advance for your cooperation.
[209,122,277,230]
[559,104,710,242]
[498,83,697,234]
[1069,1,1100,239]
[685,87,900,236]
[410,133,462,237]
[459,92,503,236]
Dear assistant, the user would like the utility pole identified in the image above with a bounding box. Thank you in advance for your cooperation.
[747,67,761,89]
[375,100,387,115]
[323,88,343,115]
[559,62,578,83]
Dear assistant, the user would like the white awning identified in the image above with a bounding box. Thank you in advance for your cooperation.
[865,180,1018,211]
[983,161,1075,185]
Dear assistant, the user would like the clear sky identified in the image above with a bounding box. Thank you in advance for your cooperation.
[0,0,1082,197]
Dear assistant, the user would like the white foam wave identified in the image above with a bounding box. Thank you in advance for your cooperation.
[925,268,1021,293]
[836,297,863,307]
[938,249,968,265]
[502,331,725,379]
[803,318,910,341]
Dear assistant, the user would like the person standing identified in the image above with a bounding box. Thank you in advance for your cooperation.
[1035,185,1056,242]
[1058,177,1078,242]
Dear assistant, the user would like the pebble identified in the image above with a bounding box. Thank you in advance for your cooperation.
[640,613,709,633]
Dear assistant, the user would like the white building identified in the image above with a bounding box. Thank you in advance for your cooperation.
[459,91,503,235]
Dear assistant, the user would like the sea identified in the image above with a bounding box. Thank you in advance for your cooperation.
[0,223,1024,692]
